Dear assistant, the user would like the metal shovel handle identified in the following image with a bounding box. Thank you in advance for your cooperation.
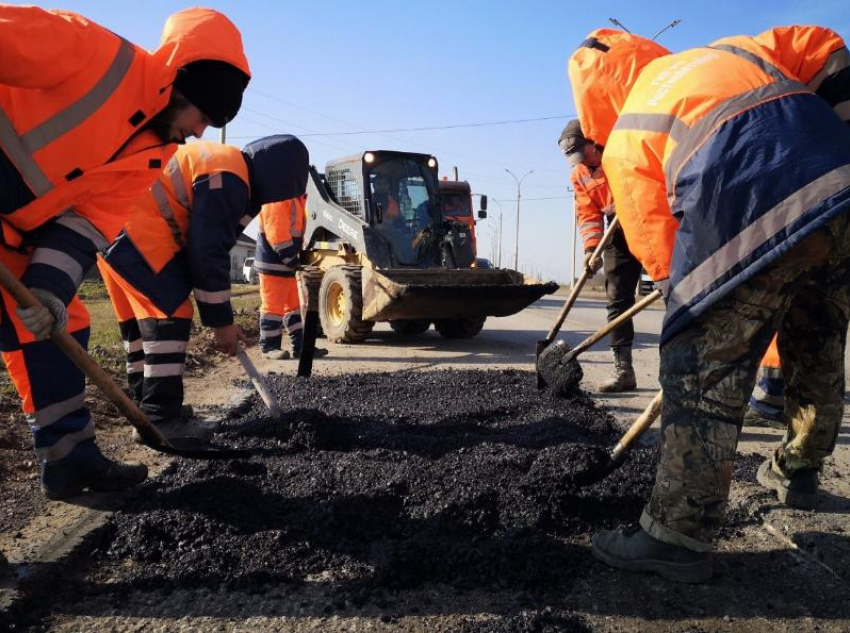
[545,216,620,343]
[0,261,168,448]
[237,347,283,418]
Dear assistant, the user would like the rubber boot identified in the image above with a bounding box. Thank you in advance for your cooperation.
[41,449,148,501]
[591,527,713,584]
[756,459,818,510]
[598,346,637,393]
[743,407,784,429]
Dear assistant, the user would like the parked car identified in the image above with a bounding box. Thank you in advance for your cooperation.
[475,258,493,269]
[242,257,258,284]
[639,269,655,296]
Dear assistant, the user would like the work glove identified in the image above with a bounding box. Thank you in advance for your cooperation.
[15,288,67,341]
[583,251,603,275]
[212,323,250,356]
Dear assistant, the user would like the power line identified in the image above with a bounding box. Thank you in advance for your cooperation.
[289,115,571,136]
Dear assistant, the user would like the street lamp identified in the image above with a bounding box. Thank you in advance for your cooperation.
[490,197,505,268]
[608,17,681,41]
[504,168,533,271]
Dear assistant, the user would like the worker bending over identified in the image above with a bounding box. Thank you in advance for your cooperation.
[0,5,249,500]
[257,195,327,359]
[559,119,642,392]
[99,136,309,443]
[569,25,850,582]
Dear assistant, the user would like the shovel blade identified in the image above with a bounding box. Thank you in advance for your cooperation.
[141,436,252,460]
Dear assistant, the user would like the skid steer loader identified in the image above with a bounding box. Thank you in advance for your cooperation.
[300,150,557,343]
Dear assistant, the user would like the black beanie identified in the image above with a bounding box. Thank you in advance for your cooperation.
[174,60,250,128]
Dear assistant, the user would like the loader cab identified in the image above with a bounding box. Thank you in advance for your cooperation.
[362,151,443,267]
[438,180,482,258]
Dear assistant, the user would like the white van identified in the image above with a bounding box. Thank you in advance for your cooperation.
[242,257,258,284]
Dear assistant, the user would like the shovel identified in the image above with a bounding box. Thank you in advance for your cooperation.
[538,288,663,395]
[573,390,664,486]
[297,267,321,379]
[536,216,621,389]
[0,261,248,459]
[236,347,282,419]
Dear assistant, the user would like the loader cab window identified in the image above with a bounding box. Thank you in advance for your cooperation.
[441,192,471,218]
[368,158,440,267]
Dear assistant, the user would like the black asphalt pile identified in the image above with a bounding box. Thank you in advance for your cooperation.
[94,369,659,600]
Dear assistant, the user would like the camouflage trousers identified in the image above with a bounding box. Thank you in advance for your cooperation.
[641,213,850,551]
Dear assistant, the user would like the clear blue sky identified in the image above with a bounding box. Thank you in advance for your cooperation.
[27,1,850,281]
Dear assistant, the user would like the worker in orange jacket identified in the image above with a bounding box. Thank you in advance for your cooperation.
[99,136,309,443]
[559,119,642,392]
[569,26,850,582]
[0,5,250,500]
[257,196,328,360]
[745,337,785,428]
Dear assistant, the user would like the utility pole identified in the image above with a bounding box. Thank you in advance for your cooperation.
[504,169,533,271]
[219,125,226,144]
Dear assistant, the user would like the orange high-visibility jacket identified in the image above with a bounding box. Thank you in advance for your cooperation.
[105,141,252,327]
[569,26,850,343]
[104,135,310,327]
[0,6,249,243]
[571,163,615,252]
[0,6,249,306]
[256,196,306,276]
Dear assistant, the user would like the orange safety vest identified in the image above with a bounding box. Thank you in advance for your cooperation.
[569,26,850,343]
[123,141,250,274]
[0,6,250,246]
[570,162,615,251]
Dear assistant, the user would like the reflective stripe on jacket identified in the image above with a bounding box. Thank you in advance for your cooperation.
[570,163,615,251]
[570,26,850,344]
[256,196,306,276]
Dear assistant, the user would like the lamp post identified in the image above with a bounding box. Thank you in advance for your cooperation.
[608,17,681,41]
[490,197,505,268]
[504,169,533,271]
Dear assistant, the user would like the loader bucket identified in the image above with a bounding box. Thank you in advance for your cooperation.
[361,267,558,321]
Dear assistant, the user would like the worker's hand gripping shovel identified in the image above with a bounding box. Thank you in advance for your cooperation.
[0,261,246,459]
[536,216,620,389]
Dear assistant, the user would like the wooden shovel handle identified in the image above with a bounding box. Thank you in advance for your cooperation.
[569,288,663,359]
[545,216,621,343]
[610,390,663,462]
[0,261,167,447]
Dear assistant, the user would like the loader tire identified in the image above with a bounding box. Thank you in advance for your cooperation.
[434,317,486,339]
[318,266,374,343]
[389,319,431,335]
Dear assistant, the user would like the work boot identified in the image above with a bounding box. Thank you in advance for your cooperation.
[592,527,713,584]
[41,451,148,501]
[743,407,784,430]
[757,459,818,510]
[598,346,637,393]
[133,416,215,445]
[262,349,291,361]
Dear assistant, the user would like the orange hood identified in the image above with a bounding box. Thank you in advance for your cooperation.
[568,29,670,147]
[152,7,251,95]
